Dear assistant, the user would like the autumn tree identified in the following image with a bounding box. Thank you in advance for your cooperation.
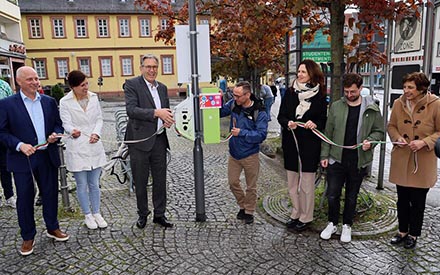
[135,0,298,90]
[301,0,422,101]
[135,0,422,101]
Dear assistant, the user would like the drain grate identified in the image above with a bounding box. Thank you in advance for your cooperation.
[262,188,398,236]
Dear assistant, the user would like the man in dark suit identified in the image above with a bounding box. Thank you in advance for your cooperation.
[124,54,175,229]
[0,66,69,256]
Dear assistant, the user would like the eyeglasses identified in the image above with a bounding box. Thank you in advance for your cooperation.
[233,92,248,98]
[343,89,359,95]
[142,65,158,70]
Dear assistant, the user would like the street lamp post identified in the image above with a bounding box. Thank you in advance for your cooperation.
[189,0,206,222]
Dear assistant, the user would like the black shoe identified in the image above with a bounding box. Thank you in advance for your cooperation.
[390,233,408,245]
[404,236,417,249]
[153,216,174,228]
[35,195,42,206]
[294,221,310,232]
[243,214,254,224]
[286,218,299,229]
[237,209,245,220]
[136,216,148,229]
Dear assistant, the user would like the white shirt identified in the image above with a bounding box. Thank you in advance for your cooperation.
[145,80,163,131]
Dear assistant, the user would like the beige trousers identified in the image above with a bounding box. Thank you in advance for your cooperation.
[287,170,315,223]
[228,153,259,214]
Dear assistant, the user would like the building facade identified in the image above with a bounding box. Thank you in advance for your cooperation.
[0,0,25,91]
[19,0,184,97]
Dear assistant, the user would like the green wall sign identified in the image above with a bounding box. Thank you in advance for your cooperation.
[302,51,331,62]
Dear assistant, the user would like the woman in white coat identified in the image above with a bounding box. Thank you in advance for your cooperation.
[60,70,108,229]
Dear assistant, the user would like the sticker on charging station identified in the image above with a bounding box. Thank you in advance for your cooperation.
[199,93,222,109]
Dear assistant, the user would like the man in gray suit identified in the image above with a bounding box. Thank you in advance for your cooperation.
[124,54,175,229]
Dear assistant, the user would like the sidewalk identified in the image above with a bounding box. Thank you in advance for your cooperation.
[0,98,439,274]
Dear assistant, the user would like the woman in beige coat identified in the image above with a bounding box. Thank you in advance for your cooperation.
[388,72,440,249]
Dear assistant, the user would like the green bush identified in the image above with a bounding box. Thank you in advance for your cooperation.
[50,83,65,104]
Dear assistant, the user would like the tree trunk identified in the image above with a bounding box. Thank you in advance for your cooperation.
[329,0,345,104]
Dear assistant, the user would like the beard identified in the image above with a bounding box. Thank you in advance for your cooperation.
[346,95,360,102]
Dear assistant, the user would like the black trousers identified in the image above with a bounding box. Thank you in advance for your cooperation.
[129,133,168,218]
[0,142,13,200]
[326,160,366,226]
[396,185,429,237]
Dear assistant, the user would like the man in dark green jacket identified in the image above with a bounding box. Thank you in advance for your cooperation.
[320,73,384,243]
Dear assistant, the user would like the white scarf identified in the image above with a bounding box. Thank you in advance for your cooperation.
[293,80,320,119]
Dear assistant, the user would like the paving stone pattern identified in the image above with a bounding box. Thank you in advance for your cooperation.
[0,99,439,274]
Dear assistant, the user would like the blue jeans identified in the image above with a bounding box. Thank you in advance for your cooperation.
[264,97,274,121]
[326,161,366,225]
[73,168,102,215]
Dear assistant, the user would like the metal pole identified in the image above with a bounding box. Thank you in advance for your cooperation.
[366,33,375,178]
[58,143,73,211]
[370,33,375,95]
[377,10,394,190]
[423,0,434,79]
[189,0,206,222]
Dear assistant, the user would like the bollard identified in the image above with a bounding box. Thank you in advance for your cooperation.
[58,143,73,212]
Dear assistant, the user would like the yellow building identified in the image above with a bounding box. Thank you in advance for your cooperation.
[19,0,186,97]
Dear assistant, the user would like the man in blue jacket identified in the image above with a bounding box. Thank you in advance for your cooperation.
[220,81,268,224]
[0,66,69,256]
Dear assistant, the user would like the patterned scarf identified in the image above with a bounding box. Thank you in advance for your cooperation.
[293,80,320,119]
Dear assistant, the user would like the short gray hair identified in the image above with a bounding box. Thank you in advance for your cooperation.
[141,54,159,65]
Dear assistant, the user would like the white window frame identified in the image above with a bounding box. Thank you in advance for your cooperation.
[34,60,46,79]
[56,59,69,79]
[200,19,209,25]
[100,58,112,76]
[53,18,65,38]
[121,57,133,76]
[75,18,87,37]
[97,18,109,37]
[139,18,151,37]
[160,18,167,30]
[119,18,130,37]
[29,18,42,38]
[78,58,91,76]
[162,56,173,75]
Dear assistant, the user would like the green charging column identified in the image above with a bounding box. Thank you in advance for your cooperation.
[200,87,221,144]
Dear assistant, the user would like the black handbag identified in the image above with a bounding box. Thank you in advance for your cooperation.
[435,137,440,158]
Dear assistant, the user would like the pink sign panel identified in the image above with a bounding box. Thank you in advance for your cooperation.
[199,93,222,109]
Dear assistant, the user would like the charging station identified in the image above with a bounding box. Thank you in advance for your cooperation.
[173,86,221,144]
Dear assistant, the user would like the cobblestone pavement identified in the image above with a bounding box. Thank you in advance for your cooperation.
[0,97,439,274]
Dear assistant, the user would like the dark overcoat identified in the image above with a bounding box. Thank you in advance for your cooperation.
[277,87,327,172]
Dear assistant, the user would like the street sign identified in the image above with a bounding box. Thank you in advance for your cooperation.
[394,9,422,53]
[175,24,211,83]
[302,51,331,63]
[302,29,330,49]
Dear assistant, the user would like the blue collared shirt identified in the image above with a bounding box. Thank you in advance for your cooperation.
[16,91,46,151]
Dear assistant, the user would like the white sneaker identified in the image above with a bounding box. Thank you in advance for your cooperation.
[5,197,16,208]
[93,213,108,229]
[320,222,337,240]
[84,214,98,230]
[340,224,352,243]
